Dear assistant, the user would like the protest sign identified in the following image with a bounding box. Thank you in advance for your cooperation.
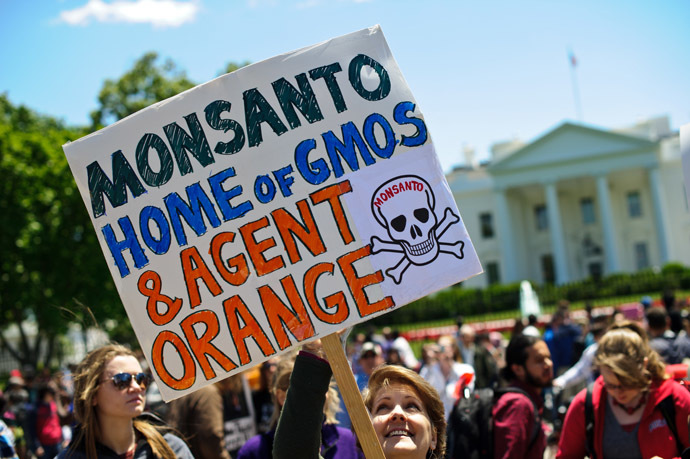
[223,375,256,456]
[63,25,482,402]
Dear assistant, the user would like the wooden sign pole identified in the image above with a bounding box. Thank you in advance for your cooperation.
[322,333,385,459]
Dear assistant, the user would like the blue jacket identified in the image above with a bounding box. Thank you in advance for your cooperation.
[544,323,581,373]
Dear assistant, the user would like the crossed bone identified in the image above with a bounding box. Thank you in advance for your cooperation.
[370,207,465,284]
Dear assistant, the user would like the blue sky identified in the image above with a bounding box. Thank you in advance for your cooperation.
[1,0,688,172]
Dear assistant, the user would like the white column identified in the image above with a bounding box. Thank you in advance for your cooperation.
[494,189,517,283]
[596,175,620,273]
[649,168,670,264]
[545,182,570,284]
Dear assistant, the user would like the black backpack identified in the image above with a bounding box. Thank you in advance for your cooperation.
[446,386,540,459]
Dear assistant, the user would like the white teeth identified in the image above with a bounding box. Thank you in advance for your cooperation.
[387,430,411,437]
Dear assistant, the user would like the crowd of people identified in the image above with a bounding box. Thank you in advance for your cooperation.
[2,293,690,458]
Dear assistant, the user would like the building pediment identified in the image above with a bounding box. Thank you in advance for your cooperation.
[488,122,657,174]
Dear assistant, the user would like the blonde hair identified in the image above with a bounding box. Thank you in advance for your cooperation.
[71,344,176,458]
[594,321,667,390]
[363,365,447,458]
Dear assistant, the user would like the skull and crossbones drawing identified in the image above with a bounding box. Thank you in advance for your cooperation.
[369,175,465,284]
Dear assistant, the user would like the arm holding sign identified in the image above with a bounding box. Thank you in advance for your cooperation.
[273,350,333,459]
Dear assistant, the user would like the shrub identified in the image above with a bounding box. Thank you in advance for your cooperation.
[365,263,689,328]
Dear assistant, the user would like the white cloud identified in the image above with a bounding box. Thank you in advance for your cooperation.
[58,0,199,28]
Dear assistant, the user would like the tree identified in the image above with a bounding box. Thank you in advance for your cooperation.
[1,53,252,368]
[90,52,196,128]
[0,94,126,369]
[219,60,251,76]
[90,52,249,129]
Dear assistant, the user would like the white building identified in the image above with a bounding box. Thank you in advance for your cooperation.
[448,116,689,288]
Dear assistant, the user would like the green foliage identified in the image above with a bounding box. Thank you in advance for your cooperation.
[219,60,251,76]
[2,52,253,368]
[3,52,255,365]
[90,53,251,128]
[662,263,686,276]
[90,52,196,128]
[0,94,126,367]
[368,265,690,328]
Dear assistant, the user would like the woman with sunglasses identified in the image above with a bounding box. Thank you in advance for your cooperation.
[556,322,690,458]
[57,344,193,459]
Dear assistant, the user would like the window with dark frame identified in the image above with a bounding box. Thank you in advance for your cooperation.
[627,191,642,218]
[486,261,500,285]
[480,212,494,239]
[581,197,596,225]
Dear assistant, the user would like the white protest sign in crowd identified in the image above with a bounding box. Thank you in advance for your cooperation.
[63,25,482,401]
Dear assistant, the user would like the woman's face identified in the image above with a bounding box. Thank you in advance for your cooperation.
[600,366,643,405]
[93,355,146,421]
[370,383,436,459]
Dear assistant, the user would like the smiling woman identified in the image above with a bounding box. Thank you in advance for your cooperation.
[56,344,194,459]
[364,366,446,459]
[273,345,446,459]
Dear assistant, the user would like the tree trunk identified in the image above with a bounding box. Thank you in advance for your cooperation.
[32,332,43,369]
[44,333,56,369]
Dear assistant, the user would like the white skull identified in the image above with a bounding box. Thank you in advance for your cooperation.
[371,175,439,265]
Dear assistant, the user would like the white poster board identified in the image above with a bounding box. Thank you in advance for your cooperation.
[63,25,482,401]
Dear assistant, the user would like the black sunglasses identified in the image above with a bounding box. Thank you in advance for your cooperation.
[102,372,152,390]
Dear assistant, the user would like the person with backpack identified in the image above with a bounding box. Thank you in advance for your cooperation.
[556,321,690,459]
[446,334,554,458]
[492,334,553,459]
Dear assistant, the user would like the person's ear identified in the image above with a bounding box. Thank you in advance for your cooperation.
[511,363,526,381]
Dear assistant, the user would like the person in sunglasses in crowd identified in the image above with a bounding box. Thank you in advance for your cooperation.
[57,344,193,459]
[556,322,690,459]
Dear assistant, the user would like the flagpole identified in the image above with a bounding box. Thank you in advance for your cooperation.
[568,48,583,122]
